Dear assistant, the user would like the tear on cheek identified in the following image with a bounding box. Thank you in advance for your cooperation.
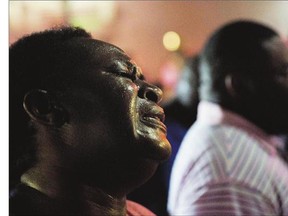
[127,84,138,92]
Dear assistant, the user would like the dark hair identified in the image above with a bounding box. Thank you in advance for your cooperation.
[9,26,92,186]
[199,20,278,101]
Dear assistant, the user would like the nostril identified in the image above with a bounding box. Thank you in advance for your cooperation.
[145,90,159,103]
[136,80,163,103]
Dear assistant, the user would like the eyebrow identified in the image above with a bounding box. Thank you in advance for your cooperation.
[131,64,145,80]
[139,73,145,80]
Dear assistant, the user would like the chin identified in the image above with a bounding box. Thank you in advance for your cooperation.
[149,139,172,162]
[135,117,172,161]
[137,134,172,162]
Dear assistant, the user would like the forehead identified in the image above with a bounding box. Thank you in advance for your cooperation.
[64,38,133,69]
[58,38,139,87]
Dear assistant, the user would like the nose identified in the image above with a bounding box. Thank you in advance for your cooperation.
[136,80,163,104]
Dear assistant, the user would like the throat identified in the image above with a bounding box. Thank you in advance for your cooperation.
[81,185,127,216]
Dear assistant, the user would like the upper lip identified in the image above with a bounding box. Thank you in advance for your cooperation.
[140,105,167,133]
[142,106,165,123]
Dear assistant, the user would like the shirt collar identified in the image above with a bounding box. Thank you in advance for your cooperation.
[197,101,285,154]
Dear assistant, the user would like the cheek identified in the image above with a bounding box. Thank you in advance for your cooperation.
[64,81,140,144]
[109,81,138,116]
[113,82,139,127]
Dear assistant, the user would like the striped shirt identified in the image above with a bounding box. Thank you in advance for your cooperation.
[168,101,288,215]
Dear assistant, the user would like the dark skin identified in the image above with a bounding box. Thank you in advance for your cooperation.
[21,38,171,215]
[258,37,288,134]
[201,36,288,135]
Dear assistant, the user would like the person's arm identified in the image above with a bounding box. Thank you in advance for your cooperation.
[174,181,277,216]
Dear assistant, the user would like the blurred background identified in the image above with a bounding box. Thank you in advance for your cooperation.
[9,0,288,103]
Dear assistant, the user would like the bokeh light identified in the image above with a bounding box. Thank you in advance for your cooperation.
[163,31,181,51]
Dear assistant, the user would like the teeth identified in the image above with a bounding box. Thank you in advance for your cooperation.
[143,116,161,122]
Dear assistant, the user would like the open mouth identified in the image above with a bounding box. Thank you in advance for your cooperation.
[141,111,167,133]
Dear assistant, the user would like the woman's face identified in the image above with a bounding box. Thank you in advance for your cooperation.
[57,38,171,193]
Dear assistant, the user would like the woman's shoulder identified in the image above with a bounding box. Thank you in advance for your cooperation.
[126,200,156,216]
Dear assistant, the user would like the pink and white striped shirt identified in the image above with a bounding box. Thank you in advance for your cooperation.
[168,101,288,215]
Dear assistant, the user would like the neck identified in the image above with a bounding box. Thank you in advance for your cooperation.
[21,164,127,215]
[81,185,126,216]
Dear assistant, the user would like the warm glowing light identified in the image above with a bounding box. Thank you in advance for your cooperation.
[163,31,181,51]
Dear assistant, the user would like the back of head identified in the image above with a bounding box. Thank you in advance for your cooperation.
[199,20,278,104]
[9,27,92,187]
[199,20,288,134]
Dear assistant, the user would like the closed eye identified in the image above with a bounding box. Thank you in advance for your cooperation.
[116,71,136,81]
[105,61,145,82]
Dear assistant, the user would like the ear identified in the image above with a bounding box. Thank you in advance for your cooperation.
[225,73,256,98]
[224,74,237,97]
[23,89,68,127]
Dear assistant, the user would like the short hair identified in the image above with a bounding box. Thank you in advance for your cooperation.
[199,20,278,101]
[9,26,92,186]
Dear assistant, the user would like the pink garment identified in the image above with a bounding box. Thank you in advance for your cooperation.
[126,200,155,216]
[168,101,288,215]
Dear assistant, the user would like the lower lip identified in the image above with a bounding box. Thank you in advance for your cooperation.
[140,117,167,134]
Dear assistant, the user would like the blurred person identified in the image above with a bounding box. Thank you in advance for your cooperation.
[127,56,200,215]
[9,26,171,215]
[164,55,200,183]
[168,20,288,215]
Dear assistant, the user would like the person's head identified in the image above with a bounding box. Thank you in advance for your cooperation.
[10,26,171,196]
[199,20,288,134]
[175,55,199,110]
